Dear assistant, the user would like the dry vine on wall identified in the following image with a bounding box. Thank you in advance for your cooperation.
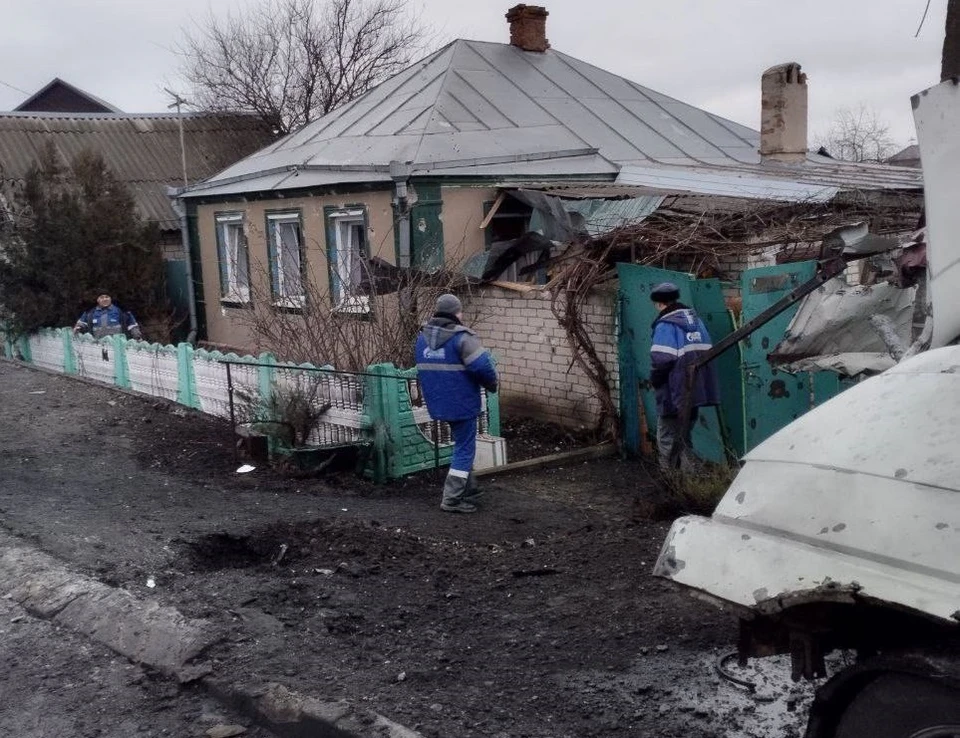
[545,191,924,445]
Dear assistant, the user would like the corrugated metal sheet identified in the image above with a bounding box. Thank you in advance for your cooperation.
[616,164,840,201]
[616,159,922,201]
[0,112,274,227]
[563,196,665,236]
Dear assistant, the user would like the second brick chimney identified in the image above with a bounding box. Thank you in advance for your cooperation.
[760,62,808,163]
[506,5,550,52]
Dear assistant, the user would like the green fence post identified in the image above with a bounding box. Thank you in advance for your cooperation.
[17,335,31,363]
[177,342,197,408]
[486,388,501,436]
[62,329,77,375]
[113,335,130,388]
[381,364,404,480]
[364,364,389,483]
[258,353,276,406]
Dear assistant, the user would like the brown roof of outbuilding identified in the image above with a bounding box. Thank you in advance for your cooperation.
[0,112,275,228]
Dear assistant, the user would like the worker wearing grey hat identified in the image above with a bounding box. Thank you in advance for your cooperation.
[415,293,498,513]
[649,282,719,470]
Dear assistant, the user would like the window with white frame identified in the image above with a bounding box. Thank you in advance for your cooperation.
[215,213,249,303]
[327,208,369,313]
[267,212,304,307]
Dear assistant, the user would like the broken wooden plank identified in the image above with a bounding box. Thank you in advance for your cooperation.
[478,192,506,230]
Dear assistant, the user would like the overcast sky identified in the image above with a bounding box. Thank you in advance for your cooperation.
[0,0,948,149]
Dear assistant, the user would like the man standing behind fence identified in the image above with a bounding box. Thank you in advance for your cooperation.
[415,294,498,513]
[649,281,720,471]
[73,291,142,340]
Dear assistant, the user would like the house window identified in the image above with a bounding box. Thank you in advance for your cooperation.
[267,212,304,308]
[483,197,532,249]
[326,207,369,314]
[215,212,250,304]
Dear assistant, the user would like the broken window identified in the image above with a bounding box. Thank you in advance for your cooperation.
[326,207,369,314]
[215,212,250,304]
[267,212,304,308]
[483,196,532,248]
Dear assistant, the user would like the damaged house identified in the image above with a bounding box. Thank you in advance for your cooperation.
[176,4,923,443]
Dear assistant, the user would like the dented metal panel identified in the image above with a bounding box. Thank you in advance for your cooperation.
[654,345,960,625]
[776,279,917,359]
[914,80,960,347]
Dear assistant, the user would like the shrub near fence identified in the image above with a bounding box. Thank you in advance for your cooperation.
[0,328,501,482]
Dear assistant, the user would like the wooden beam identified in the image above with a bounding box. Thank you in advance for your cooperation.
[478,192,506,230]
[474,443,617,478]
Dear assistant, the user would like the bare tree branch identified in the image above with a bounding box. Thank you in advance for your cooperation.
[814,104,899,163]
[178,0,432,135]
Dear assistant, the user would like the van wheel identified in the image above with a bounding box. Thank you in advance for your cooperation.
[833,673,960,738]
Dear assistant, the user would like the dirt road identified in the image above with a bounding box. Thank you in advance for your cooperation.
[0,360,817,737]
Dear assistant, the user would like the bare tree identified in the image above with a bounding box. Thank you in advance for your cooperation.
[178,0,430,135]
[235,247,480,373]
[815,105,899,163]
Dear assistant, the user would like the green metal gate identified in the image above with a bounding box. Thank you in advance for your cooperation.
[618,264,741,462]
[619,260,854,461]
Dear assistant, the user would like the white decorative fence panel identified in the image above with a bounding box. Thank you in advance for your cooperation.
[27,332,65,374]
[73,336,117,386]
[194,352,259,419]
[127,343,179,403]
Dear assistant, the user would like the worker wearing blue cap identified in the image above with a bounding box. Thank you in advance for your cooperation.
[649,282,720,470]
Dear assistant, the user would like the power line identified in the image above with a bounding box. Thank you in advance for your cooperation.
[0,78,30,96]
[916,0,934,37]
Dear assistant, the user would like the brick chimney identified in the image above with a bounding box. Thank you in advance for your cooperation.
[506,5,550,52]
[760,62,808,163]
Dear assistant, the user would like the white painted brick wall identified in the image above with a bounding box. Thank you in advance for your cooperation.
[464,285,619,430]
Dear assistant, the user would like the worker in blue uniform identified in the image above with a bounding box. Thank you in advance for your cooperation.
[649,282,720,470]
[73,291,142,340]
[415,294,498,513]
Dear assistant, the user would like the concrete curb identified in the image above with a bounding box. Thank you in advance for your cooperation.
[0,531,424,738]
[0,539,216,677]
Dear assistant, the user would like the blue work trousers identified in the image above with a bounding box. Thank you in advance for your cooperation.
[449,417,478,474]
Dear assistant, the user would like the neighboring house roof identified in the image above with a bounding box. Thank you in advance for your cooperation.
[14,78,122,114]
[184,38,923,200]
[0,112,276,228]
[886,144,921,168]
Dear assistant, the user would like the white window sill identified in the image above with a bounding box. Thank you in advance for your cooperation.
[273,297,306,310]
[332,296,370,315]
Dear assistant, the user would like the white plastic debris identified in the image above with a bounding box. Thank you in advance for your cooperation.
[146,577,156,589]
[236,465,256,474]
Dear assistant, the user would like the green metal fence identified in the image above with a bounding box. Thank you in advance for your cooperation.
[0,327,499,482]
